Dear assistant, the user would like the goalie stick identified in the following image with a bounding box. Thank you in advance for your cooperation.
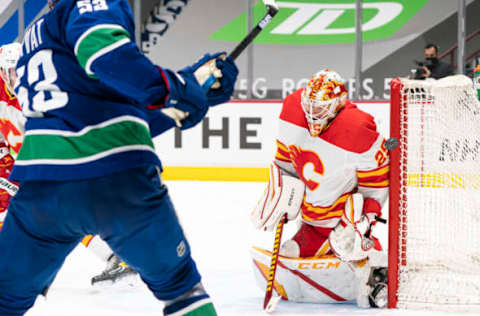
[263,214,287,313]
[201,0,279,90]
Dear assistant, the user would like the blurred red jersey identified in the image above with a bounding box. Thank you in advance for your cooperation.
[0,76,24,154]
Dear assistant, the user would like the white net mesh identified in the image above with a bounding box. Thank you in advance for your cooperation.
[395,75,480,311]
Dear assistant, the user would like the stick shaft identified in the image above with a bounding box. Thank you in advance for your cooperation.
[230,5,278,60]
[202,4,278,91]
[263,215,286,310]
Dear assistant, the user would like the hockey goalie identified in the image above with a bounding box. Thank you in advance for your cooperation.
[250,69,389,308]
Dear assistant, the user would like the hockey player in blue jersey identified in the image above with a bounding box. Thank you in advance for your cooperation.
[0,0,238,315]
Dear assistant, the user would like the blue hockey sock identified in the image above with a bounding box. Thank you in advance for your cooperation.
[163,283,216,316]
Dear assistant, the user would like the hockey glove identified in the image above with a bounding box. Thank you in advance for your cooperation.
[206,56,238,106]
[191,53,224,89]
[329,194,382,262]
[159,68,208,130]
[180,52,239,106]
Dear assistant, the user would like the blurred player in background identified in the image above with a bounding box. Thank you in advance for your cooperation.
[251,69,389,308]
[0,42,24,231]
[0,41,136,287]
[0,0,238,315]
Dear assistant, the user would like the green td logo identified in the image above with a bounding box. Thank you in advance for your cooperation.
[210,0,428,44]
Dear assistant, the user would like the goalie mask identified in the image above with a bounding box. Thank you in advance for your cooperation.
[0,42,22,94]
[301,69,347,136]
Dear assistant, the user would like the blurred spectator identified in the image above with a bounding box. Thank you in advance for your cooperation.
[412,44,454,80]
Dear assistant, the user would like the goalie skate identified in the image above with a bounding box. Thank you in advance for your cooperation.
[367,267,388,308]
[91,255,138,287]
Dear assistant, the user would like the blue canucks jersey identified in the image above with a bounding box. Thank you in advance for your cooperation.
[12,0,179,181]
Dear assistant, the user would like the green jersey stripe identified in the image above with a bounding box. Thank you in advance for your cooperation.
[74,24,124,55]
[17,119,154,163]
[14,145,156,166]
[74,24,131,75]
[85,38,130,75]
[24,115,148,137]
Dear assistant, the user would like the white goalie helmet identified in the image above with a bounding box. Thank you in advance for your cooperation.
[0,42,22,93]
[301,69,348,136]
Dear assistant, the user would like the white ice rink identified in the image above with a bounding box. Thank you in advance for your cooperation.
[25,181,472,316]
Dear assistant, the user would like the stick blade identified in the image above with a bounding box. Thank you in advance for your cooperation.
[264,295,281,313]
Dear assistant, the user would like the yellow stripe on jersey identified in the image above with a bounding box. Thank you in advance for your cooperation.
[275,151,290,162]
[302,194,349,215]
[302,210,344,222]
[275,140,291,162]
[357,165,389,179]
[358,179,389,187]
[276,140,289,152]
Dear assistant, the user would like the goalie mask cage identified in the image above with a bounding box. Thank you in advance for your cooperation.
[388,75,480,311]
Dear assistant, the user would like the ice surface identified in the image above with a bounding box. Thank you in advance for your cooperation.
[24,181,469,316]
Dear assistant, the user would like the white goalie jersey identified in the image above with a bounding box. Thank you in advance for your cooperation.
[274,89,389,228]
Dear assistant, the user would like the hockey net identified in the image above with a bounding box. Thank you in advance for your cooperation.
[388,75,480,311]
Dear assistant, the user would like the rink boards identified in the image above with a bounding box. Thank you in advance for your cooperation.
[154,100,390,181]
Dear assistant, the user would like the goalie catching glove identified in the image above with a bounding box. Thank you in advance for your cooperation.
[328,193,382,262]
[251,163,305,231]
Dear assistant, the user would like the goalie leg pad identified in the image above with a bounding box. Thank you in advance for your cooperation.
[251,246,358,303]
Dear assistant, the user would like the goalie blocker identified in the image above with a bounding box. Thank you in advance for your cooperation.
[250,162,305,231]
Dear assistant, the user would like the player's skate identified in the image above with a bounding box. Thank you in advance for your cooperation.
[91,254,138,287]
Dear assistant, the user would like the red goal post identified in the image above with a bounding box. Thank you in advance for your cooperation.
[388,75,480,311]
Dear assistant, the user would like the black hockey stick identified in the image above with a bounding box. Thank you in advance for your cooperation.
[229,0,279,60]
[201,0,279,90]
[163,1,278,127]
